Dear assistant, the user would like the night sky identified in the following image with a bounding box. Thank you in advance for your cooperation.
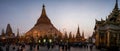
[0,0,119,38]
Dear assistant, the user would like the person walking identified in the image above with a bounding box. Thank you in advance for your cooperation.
[89,44,93,51]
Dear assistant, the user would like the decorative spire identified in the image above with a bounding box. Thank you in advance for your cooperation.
[35,4,52,26]
[69,32,72,38]
[77,25,80,34]
[17,28,19,37]
[1,29,5,36]
[41,4,47,16]
[6,24,13,35]
[113,0,119,11]
[82,31,85,38]
[76,25,81,38]
[64,31,68,38]
[43,4,45,7]
[108,0,119,22]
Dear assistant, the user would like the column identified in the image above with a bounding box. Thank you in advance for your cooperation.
[95,31,99,46]
[107,30,110,47]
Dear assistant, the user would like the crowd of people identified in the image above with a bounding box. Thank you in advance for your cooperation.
[0,42,95,51]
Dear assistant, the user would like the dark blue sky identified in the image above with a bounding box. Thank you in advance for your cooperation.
[0,0,119,38]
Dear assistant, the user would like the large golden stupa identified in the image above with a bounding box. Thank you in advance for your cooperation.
[25,5,62,38]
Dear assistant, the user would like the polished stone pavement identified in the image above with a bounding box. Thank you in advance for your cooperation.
[0,45,100,51]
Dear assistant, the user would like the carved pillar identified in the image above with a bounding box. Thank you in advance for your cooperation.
[117,33,119,45]
[107,30,110,47]
[95,31,99,46]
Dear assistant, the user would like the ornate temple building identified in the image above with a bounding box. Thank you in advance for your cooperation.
[0,24,15,39]
[25,5,62,39]
[0,24,17,43]
[75,26,85,42]
[75,26,82,42]
[62,26,86,43]
[0,4,86,44]
[93,0,120,48]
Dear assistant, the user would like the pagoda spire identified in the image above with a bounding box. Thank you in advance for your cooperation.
[1,29,5,36]
[107,0,120,22]
[113,0,119,11]
[82,31,85,38]
[6,24,13,35]
[64,31,68,38]
[77,26,80,34]
[76,25,81,38]
[35,4,52,26]
[69,32,72,38]
[17,28,19,37]
[41,4,47,16]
